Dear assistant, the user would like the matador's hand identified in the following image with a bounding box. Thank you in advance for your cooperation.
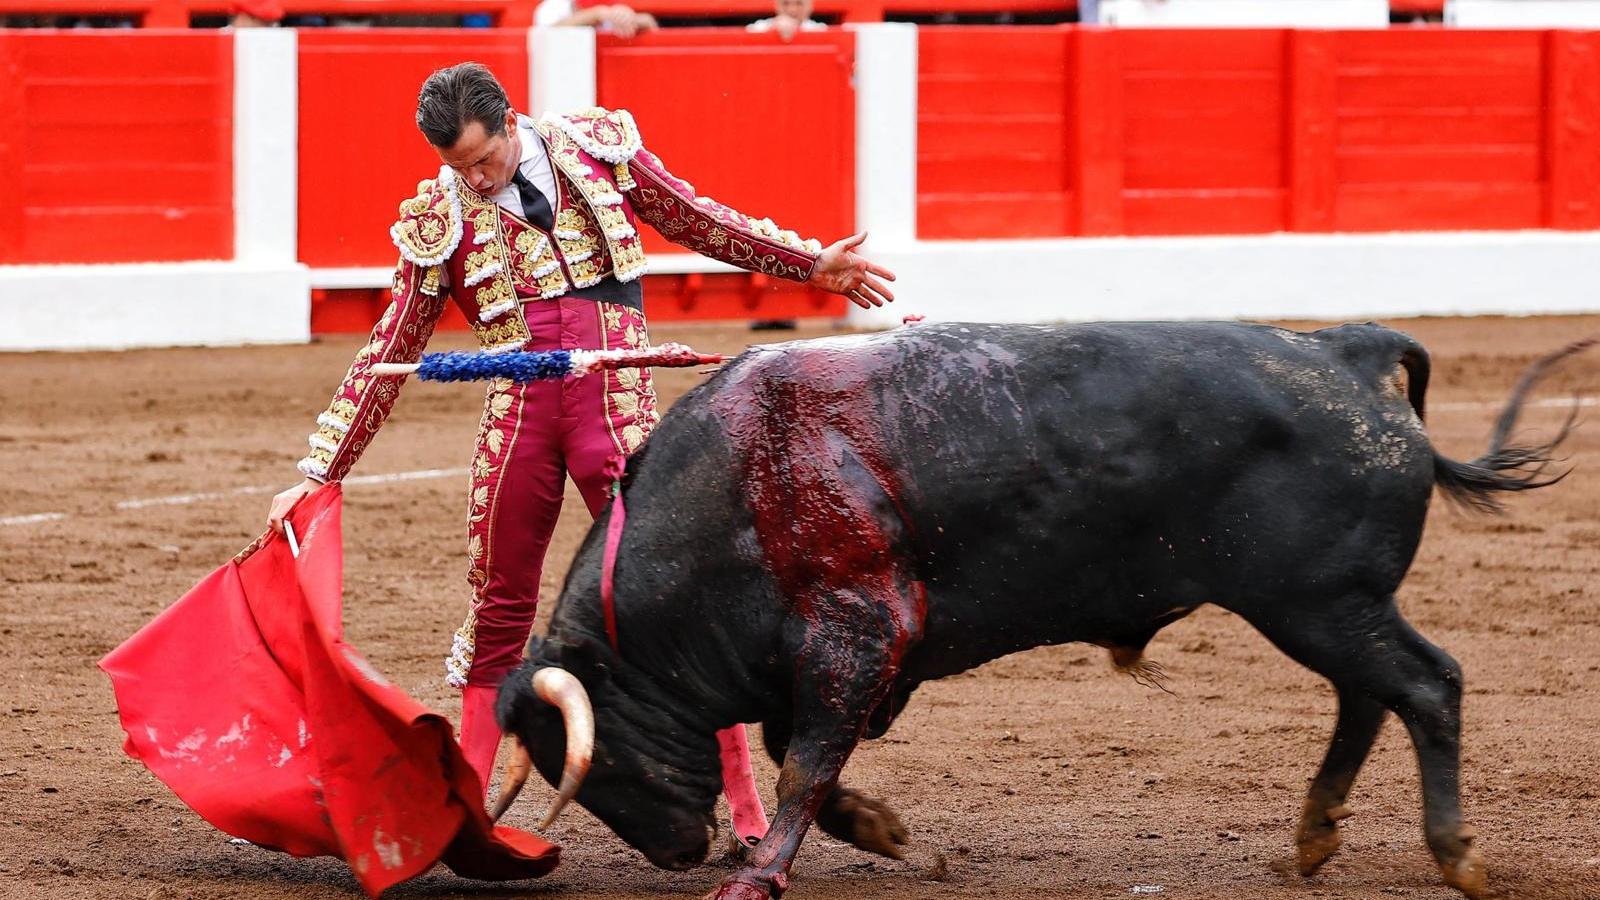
[268,477,324,534]
[807,231,896,309]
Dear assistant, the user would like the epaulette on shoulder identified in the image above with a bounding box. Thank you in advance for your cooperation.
[547,106,643,165]
[390,167,463,267]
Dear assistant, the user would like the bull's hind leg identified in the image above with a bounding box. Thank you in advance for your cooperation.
[760,718,909,860]
[1247,598,1485,899]
[1295,688,1385,874]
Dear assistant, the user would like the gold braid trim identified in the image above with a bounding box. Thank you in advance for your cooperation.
[390,168,463,266]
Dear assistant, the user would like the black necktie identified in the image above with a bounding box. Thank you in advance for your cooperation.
[511,168,555,232]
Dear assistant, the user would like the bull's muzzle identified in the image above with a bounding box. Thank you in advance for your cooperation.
[489,667,594,830]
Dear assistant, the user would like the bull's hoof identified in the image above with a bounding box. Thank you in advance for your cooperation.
[1295,823,1342,876]
[712,833,752,868]
[828,789,910,860]
[1295,803,1353,876]
[1439,846,1487,899]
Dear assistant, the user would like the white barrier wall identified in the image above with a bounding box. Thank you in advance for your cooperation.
[234,30,299,266]
[1094,0,1389,27]
[0,28,311,351]
[1447,0,1600,27]
[0,262,310,351]
[851,23,919,251]
[846,232,1600,329]
[530,26,597,118]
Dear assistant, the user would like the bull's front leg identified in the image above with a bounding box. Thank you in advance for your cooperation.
[760,718,908,860]
[705,589,909,899]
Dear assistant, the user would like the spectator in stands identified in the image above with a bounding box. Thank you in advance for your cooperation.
[747,0,826,40]
[535,0,658,37]
[230,0,283,26]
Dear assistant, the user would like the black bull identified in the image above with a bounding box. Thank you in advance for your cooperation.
[495,321,1584,900]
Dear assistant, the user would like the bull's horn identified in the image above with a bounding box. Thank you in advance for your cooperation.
[532,666,594,831]
[489,737,532,822]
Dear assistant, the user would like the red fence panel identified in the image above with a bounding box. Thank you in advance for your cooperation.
[626,1,1074,23]
[1117,29,1287,235]
[1547,30,1600,230]
[0,0,1075,25]
[1072,27,1122,235]
[1287,30,1338,232]
[595,29,856,259]
[296,29,528,268]
[0,31,232,264]
[1327,29,1546,231]
[918,25,1600,240]
[918,26,1073,239]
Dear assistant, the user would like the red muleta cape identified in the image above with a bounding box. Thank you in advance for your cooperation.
[99,485,558,896]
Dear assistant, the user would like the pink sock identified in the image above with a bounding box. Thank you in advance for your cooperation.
[718,724,768,844]
[459,684,502,800]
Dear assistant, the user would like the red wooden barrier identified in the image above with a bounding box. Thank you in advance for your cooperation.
[1071,27,1122,236]
[0,31,233,264]
[596,29,856,258]
[1392,1,1446,14]
[919,25,1600,239]
[1547,30,1600,230]
[917,26,1073,239]
[296,29,528,268]
[0,0,538,27]
[627,274,839,322]
[1117,29,1286,235]
[0,0,1074,26]
[628,0,1073,22]
[1328,29,1545,231]
[595,28,854,319]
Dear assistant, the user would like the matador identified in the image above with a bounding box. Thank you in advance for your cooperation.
[268,62,895,844]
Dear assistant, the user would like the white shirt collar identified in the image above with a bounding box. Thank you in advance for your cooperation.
[514,114,545,172]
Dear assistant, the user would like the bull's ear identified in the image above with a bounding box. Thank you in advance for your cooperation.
[553,637,614,690]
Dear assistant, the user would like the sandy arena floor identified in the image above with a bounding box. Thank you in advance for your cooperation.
[2,316,1598,900]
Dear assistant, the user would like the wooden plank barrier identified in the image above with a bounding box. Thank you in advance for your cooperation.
[0,31,233,264]
[295,29,529,269]
[0,0,1075,26]
[917,24,1600,238]
[597,28,857,319]
[917,26,1074,239]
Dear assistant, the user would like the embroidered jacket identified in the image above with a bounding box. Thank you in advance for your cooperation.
[298,107,824,483]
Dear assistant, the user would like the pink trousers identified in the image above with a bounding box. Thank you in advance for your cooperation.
[450,297,765,840]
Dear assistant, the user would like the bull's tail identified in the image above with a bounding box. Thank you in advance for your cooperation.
[1398,336,1595,513]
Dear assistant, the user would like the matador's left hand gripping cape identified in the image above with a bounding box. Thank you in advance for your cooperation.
[297,107,823,484]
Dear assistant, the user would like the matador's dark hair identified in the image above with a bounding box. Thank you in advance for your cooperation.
[415,61,510,149]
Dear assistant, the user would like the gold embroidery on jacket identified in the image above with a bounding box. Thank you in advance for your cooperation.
[391,175,461,266]
[474,275,514,312]
[452,183,533,347]
[550,205,603,289]
[465,243,503,287]
[542,122,647,284]
[469,317,530,351]
[553,107,643,164]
